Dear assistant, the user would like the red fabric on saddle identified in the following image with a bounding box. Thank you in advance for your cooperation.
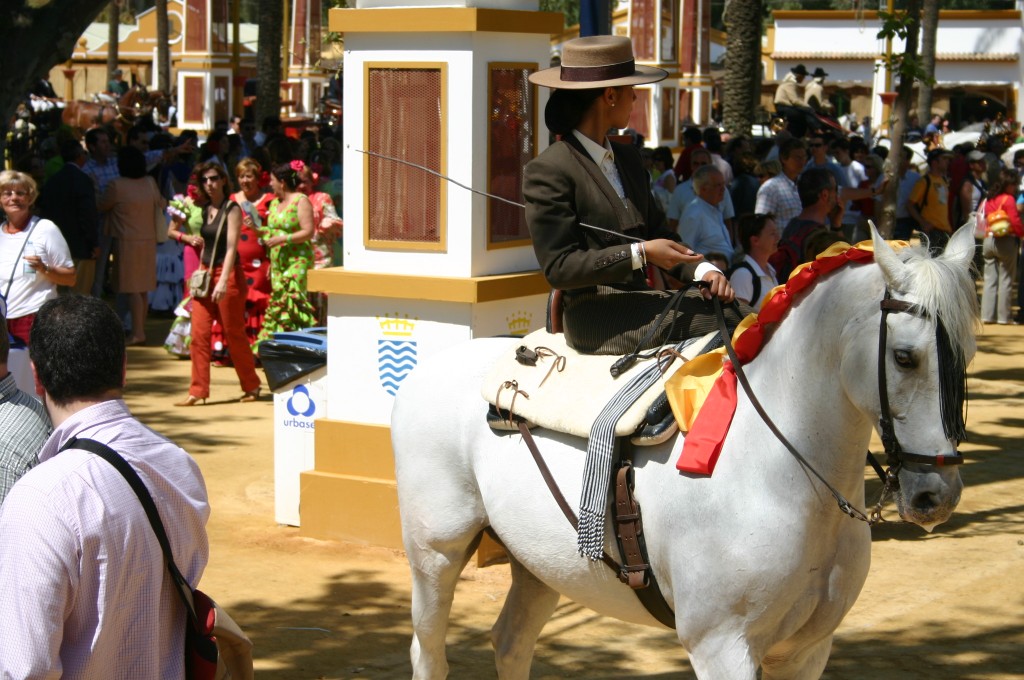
[676,362,737,474]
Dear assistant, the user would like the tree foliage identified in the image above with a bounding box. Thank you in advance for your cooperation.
[1,0,111,155]
[876,0,922,238]
[540,0,581,29]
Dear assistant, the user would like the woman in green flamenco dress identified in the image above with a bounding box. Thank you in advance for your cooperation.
[257,161,317,344]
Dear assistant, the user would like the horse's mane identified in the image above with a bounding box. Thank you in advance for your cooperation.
[896,242,980,360]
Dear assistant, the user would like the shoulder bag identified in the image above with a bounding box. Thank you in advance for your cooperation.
[61,436,253,680]
[189,202,229,299]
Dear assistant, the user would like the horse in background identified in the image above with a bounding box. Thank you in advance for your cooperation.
[62,85,163,138]
[390,225,979,679]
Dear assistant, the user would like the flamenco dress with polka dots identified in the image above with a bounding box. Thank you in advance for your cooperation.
[257,195,317,343]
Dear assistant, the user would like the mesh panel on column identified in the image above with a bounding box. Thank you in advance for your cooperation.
[488,65,535,246]
[367,67,443,244]
[628,88,651,140]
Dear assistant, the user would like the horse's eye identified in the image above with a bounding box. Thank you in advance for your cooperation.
[893,349,916,368]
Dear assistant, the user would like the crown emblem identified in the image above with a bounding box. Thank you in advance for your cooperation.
[378,313,417,337]
[506,311,532,337]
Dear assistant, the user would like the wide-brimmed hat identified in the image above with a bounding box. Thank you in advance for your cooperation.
[529,36,667,90]
[811,67,828,78]
[791,64,809,77]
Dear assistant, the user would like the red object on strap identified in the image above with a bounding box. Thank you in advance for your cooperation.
[677,362,738,475]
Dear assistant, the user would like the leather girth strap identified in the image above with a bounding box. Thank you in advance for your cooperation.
[516,421,676,629]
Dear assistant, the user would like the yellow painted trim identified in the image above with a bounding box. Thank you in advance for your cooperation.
[772,9,1020,21]
[330,7,564,35]
[363,61,448,253]
[487,61,537,252]
[308,268,550,303]
[314,420,394,478]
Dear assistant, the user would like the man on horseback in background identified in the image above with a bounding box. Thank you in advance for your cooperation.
[107,69,129,97]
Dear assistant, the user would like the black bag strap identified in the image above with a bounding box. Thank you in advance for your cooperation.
[916,174,931,212]
[2,216,40,304]
[59,436,199,624]
[199,200,233,268]
[726,260,760,308]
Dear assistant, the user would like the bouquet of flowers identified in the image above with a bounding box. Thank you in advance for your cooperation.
[167,185,205,234]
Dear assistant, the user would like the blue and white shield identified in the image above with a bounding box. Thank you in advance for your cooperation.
[378,339,418,396]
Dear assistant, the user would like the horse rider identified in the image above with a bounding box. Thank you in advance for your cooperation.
[107,69,129,97]
[773,64,807,115]
[774,64,825,134]
[804,68,833,115]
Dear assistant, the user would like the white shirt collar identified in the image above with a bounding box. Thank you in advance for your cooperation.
[573,130,614,166]
[743,253,776,279]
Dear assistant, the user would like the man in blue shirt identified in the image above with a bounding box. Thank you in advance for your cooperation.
[679,165,735,262]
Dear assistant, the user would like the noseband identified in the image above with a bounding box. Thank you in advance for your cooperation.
[713,284,965,526]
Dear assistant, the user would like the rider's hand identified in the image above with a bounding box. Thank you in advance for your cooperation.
[701,270,735,303]
[644,239,704,270]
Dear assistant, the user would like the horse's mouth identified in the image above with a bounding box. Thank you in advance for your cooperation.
[894,468,963,530]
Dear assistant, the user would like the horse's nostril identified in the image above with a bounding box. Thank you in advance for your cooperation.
[913,491,939,512]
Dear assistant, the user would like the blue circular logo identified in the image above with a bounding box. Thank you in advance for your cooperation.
[286,384,316,418]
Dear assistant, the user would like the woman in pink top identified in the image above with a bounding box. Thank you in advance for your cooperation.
[981,168,1024,324]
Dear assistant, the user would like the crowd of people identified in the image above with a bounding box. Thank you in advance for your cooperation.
[637,117,1024,321]
[2,114,344,404]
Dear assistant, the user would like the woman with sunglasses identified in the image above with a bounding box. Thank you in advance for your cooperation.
[174,162,262,406]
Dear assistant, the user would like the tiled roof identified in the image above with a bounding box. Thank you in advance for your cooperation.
[771,51,1017,62]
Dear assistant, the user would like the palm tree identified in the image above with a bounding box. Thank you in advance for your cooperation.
[107,0,121,90]
[916,0,939,124]
[255,0,283,125]
[722,0,764,138]
[155,0,170,94]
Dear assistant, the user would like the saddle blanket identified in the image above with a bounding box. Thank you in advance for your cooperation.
[481,329,718,439]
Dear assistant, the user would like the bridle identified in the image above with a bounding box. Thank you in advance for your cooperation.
[713,285,965,526]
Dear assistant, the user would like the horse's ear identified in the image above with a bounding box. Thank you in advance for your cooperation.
[870,220,908,287]
[941,223,977,272]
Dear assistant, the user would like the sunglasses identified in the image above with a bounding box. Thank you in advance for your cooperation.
[201,175,222,183]
[809,142,824,148]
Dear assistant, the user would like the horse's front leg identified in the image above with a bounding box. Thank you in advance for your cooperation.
[408,531,484,680]
[685,628,760,680]
[761,634,833,680]
[490,554,560,680]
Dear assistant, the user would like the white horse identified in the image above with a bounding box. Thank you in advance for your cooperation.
[391,225,979,679]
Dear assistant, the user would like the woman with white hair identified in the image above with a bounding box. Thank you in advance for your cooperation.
[0,170,75,346]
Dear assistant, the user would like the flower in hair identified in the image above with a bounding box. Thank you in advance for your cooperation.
[290,159,306,173]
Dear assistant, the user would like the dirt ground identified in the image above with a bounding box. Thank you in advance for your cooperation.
[123,315,1024,680]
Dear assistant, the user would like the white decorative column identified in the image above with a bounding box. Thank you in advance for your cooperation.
[299,1,562,547]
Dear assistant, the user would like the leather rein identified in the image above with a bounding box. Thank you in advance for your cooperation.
[712,287,964,526]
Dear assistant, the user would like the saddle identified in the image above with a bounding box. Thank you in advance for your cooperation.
[481,328,720,445]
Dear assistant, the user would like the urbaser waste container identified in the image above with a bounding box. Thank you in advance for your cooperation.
[259,328,327,526]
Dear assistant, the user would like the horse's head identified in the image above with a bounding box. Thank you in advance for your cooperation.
[863,224,978,529]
